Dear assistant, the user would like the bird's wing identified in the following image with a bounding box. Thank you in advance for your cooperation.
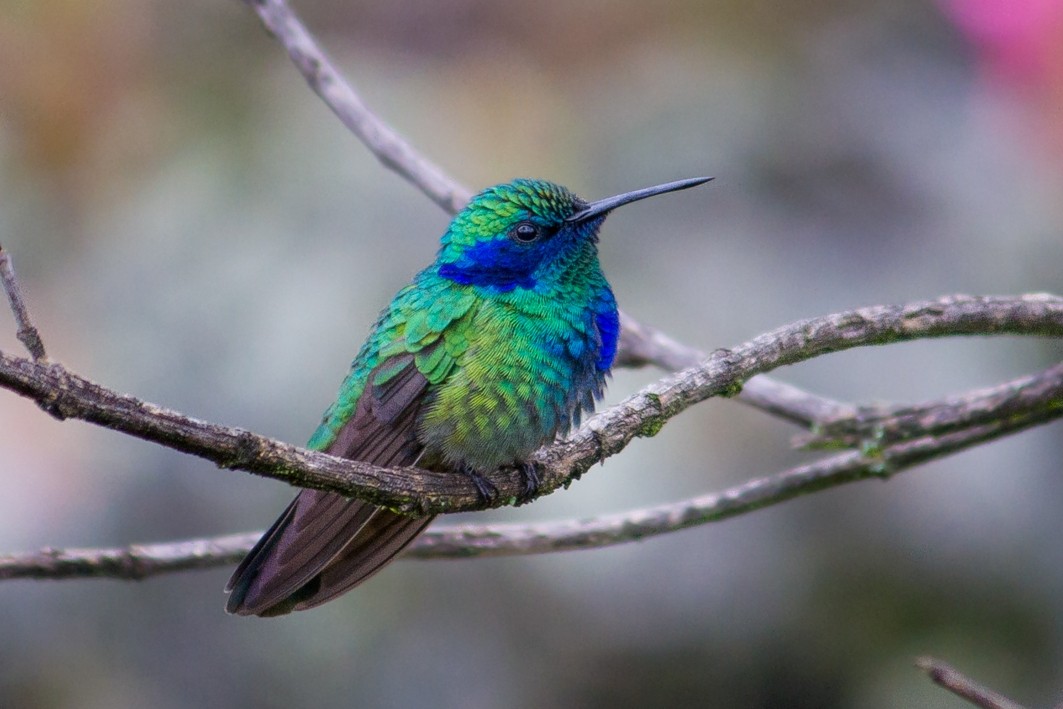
[226,284,477,616]
[225,351,434,616]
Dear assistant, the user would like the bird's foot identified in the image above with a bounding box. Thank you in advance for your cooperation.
[516,462,541,505]
[461,464,499,506]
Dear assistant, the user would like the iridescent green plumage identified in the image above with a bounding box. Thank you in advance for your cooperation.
[226,176,710,616]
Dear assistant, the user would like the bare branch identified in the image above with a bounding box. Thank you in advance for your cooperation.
[916,656,1028,709]
[800,362,1063,449]
[0,534,257,581]
[242,0,471,214]
[4,387,1058,580]
[1,293,1060,518]
[617,310,853,427]
[613,310,706,371]
[0,245,47,361]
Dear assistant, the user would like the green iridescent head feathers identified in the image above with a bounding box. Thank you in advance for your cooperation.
[441,179,585,249]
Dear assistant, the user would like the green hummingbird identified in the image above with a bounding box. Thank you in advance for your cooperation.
[225,176,711,616]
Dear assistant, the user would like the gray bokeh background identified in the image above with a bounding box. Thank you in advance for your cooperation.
[2,1,1062,707]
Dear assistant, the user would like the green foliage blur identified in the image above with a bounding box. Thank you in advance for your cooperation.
[1,1,1061,707]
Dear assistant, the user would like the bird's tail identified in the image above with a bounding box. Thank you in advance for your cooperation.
[225,488,433,617]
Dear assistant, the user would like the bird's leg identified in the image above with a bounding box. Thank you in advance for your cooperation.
[460,463,499,506]
[516,462,541,505]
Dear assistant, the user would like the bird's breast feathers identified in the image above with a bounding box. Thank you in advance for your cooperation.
[412,280,615,470]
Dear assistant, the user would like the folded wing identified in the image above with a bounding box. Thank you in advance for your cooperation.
[225,351,437,617]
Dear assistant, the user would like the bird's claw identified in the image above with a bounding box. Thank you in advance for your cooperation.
[516,462,541,505]
[461,464,499,506]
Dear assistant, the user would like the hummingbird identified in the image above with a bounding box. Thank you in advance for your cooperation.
[225,175,711,616]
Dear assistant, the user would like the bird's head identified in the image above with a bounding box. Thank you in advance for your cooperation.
[436,176,711,292]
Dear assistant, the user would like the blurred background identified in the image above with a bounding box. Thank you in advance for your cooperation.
[1,0,1062,707]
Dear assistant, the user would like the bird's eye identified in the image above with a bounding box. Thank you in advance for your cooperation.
[511,222,541,243]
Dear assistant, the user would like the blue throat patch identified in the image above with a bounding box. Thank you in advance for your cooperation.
[437,262,535,292]
[437,239,541,292]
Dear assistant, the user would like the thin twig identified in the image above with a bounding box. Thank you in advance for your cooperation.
[0,534,258,581]
[616,310,853,427]
[800,362,1063,448]
[1,293,1061,517]
[242,0,471,214]
[916,657,1028,709]
[3,392,1058,581]
[0,245,47,361]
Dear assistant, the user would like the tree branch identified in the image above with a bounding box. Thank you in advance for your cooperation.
[242,0,471,214]
[916,657,1028,709]
[1,293,1061,519]
[799,362,1063,449]
[3,383,1059,582]
[0,245,47,362]
[0,534,258,581]
[616,311,854,427]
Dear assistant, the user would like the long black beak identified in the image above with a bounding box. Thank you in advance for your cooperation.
[566,176,713,224]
